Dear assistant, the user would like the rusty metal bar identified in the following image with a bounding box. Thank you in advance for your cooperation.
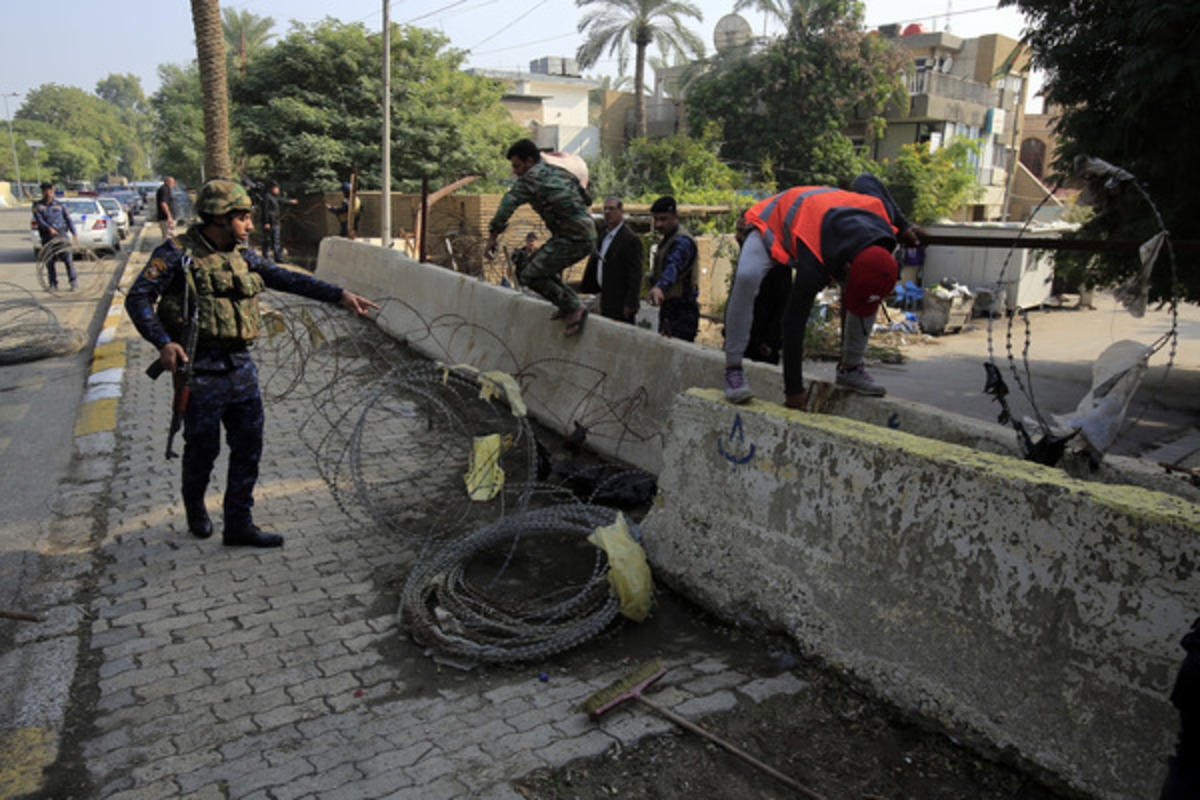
[921,233,1199,255]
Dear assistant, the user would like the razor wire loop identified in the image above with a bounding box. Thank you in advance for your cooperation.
[982,157,1180,460]
[398,503,623,663]
[0,280,80,364]
[251,294,643,663]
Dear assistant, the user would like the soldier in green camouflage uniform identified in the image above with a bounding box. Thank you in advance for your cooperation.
[485,139,596,336]
[126,179,379,548]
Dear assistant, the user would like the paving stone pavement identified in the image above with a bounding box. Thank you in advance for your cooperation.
[53,305,813,799]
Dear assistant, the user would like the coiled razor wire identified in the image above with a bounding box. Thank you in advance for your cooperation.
[250,293,646,663]
[34,237,105,293]
[983,157,1180,462]
[399,503,622,663]
[0,281,84,364]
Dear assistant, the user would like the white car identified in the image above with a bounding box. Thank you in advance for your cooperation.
[31,197,121,256]
[97,196,131,239]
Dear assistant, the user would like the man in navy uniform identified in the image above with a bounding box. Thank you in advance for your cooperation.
[126,179,379,548]
[32,182,78,290]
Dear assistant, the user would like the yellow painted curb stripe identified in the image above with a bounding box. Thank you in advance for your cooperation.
[0,726,57,797]
[90,341,126,374]
[75,397,118,436]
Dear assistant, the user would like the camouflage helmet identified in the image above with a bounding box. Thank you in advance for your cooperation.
[196,179,253,216]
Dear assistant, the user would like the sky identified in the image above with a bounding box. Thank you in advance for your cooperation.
[0,0,1036,113]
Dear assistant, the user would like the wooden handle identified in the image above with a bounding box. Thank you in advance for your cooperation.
[637,696,827,800]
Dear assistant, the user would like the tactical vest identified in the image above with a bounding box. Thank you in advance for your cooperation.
[156,228,265,349]
[746,187,892,266]
[650,225,697,301]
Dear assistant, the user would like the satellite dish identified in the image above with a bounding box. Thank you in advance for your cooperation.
[714,14,752,54]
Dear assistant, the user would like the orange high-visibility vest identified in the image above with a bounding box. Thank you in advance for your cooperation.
[745,187,895,266]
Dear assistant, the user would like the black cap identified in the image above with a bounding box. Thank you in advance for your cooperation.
[650,196,677,214]
[40,181,54,190]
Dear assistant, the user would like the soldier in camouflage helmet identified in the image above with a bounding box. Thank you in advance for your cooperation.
[485,139,596,337]
[125,178,380,548]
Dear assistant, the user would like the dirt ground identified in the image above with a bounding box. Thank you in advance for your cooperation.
[500,591,1082,800]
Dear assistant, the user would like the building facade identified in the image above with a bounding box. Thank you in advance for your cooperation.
[469,59,602,158]
[853,28,1033,220]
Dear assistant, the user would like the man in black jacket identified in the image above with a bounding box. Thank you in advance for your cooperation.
[260,180,297,261]
[580,196,644,323]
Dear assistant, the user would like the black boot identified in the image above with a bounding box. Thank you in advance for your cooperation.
[223,524,283,548]
[185,504,213,539]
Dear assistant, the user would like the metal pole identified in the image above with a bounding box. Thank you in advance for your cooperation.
[3,93,24,201]
[381,0,392,248]
[419,174,429,263]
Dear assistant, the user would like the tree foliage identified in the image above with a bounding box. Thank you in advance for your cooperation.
[151,63,205,185]
[1001,0,1199,301]
[576,0,705,138]
[233,19,522,194]
[871,139,982,225]
[95,74,152,180]
[15,83,145,182]
[223,7,276,76]
[685,0,907,186]
[589,126,768,230]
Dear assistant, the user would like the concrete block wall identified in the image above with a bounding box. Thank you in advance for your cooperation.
[641,389,1200,800]
[316,239,1199,799]
[315,239,1038,475]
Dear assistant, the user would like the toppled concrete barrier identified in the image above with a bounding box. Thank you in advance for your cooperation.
[642,389,1200,800]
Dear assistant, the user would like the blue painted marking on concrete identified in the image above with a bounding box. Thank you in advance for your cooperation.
[718,412,756,465]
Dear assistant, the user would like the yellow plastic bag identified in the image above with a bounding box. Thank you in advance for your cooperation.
[438,362,527,418]
[464,434,504,501]
[479,370,527,418]
[588,513,653,622]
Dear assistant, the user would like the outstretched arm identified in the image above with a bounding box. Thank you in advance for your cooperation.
[340,290,380,316]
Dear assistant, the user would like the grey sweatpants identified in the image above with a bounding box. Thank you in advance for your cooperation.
[724,229,874,392]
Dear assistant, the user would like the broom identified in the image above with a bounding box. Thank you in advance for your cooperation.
[582,659,828,800]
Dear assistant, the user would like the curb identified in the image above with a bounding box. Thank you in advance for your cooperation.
[0,225,151,797]
[72,226,148,442]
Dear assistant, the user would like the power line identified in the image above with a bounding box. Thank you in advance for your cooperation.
[468,0,552,51]
[866,3,1021,31]
[472,30,579,56]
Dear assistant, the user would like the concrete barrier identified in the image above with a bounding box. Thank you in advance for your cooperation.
[641,389,1200,799]
[315,239,1044,473]
[317,239,1198,797]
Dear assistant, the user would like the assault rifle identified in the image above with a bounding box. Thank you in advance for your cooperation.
[146,262,198,459]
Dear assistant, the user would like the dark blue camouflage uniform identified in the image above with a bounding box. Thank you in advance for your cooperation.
[32,195,78,287]
[650,225,700,342]
[125,227,344,530]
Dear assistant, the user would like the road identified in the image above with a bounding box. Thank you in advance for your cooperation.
[0,206,130,576]
[877,290,1200,459]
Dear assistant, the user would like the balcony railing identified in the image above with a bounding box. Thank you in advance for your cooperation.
[907,70,998,108]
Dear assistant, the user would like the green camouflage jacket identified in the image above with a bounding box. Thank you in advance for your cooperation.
[489,161,594,243]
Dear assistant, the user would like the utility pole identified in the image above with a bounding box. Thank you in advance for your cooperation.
[3,93,24,201]
[381,0,392,249]
[26,140,44,186]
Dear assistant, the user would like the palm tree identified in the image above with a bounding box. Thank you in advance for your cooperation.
[222,8,276,76]
[190,0,232,180]
[576,0,705,138]
[733,0,848,33]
